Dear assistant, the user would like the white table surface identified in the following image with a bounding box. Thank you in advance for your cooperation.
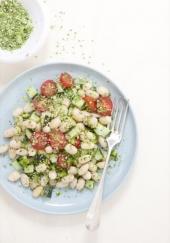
[0,0,169,242]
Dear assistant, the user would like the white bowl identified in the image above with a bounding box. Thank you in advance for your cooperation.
[0,0,48,63]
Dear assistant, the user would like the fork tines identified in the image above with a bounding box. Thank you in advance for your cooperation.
[111,97,129,134]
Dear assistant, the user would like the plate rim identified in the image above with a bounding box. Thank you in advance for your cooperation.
[0,62,138,214]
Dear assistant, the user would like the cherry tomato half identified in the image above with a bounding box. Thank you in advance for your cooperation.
[83,95,97,112]
[32,95,48,112]
[59,73,74,88]
[48,129,67,150]
[40,80,57,97]
[97,96,113,116]
[57,154,68,168]
[31,131,49,150]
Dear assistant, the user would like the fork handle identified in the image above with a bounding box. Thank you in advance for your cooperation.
[85,147,113,231]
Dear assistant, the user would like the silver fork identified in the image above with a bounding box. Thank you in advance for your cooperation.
[85,97,129,231]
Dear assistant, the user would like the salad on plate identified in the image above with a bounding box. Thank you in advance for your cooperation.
[0,73,118,198]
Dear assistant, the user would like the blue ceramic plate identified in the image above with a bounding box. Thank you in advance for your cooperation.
[0,63,137,214]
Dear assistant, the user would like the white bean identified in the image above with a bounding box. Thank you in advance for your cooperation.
[99,116,112,125]
[76,178,85,191]
[40,176,48,187]
[48,171,57,180]
[78,155,91,164]
[92,172,101,182]
[86,131,96,140]
[72,108,85,122]
[62,174,74,184]
[78,163,89,176]
[80,132,86,141]
[35,163,47,173]
[0,144,9,154]
[14,135,23,141]
[13,107,23,117]
[20,174,29,187]
[8,171,20,182]
[45,146,53,154]
[98,136,108,149]
[43,126,51,133]
[30,181,39,190]
[49,117,61,129]
[62,97,70,107]
[23,120,37,129]
[65,144,77,155]
[23,103,34,113]
[76,123,85,130]
[70,178,77,189]
[16,148,28,156]
[85,89,99,99]
[8,148,17,159]
[83,111,101,118]
[32,186,43,198]
[59,122,70,133]
[96,86,109,96]
[68,166,78,175]
[83,82,92,90]
[28,148,36,157]
[56,181,68,188]
[86,117,98,128]
[97,161,105,169]
[77,89,85,97]
[81,142,96,150]
[49,179,57,186]
[81,110,90,117]
[4,127,16,138]
[83,171,92,180]
[9,140,21,149]
[89,163,97,172]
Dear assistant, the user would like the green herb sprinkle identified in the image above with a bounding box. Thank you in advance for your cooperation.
[0,0,33,51]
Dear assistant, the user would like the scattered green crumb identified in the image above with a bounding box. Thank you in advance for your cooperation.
[0,0,33,51]
[110,149,119,161]
[56,191,62,196]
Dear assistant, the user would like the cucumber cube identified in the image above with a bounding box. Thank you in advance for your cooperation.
[12,160,22,171]
[24,165,34,173]
[30,112,40,122]
[95,149,103,161]
[94,123,110,137]
[72,95,85,109]
[26,87,37,99]
[68,127,80,138]
[85,180,94,189]
[25,129,32,139]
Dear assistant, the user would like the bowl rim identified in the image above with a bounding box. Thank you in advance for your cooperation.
[0,0,49,63]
